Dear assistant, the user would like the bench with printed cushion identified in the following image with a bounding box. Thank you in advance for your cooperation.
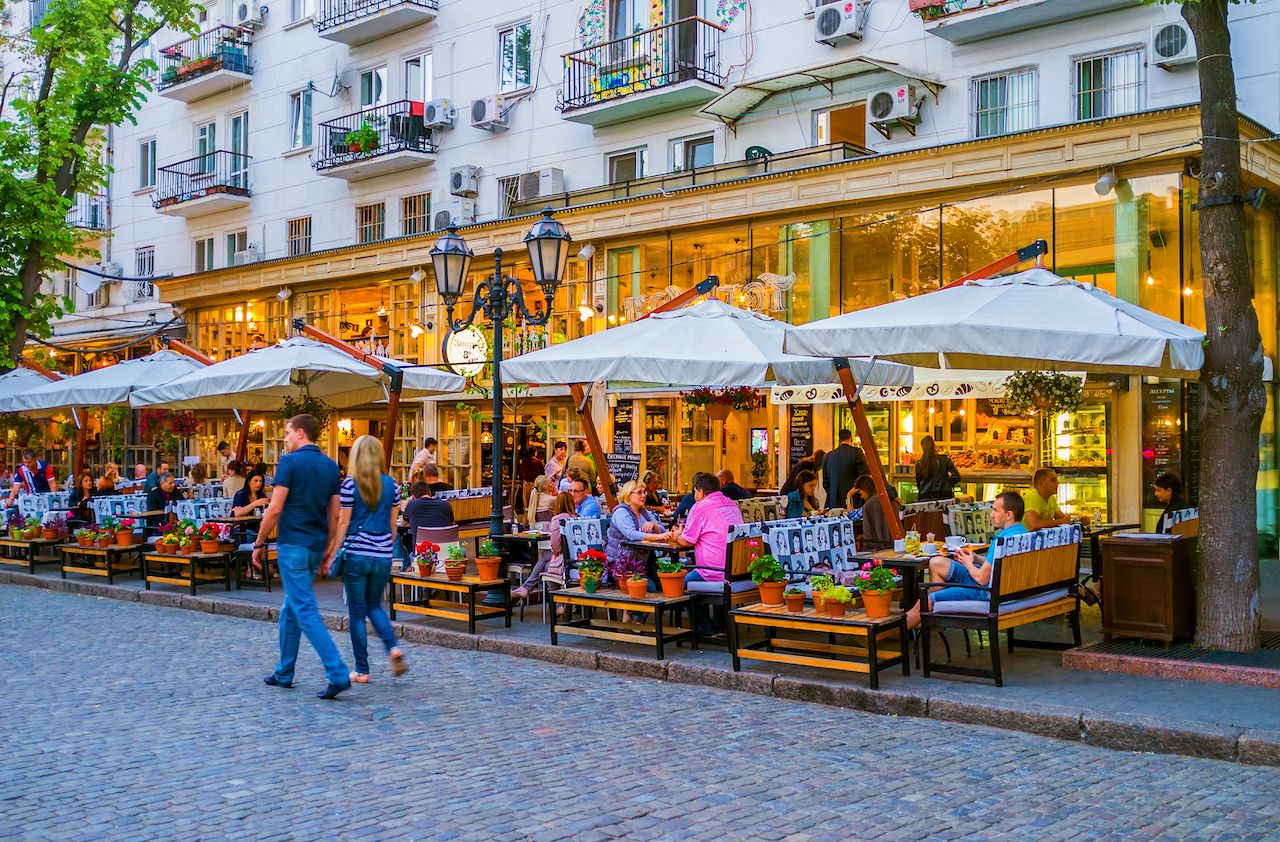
[920,524,1083,687]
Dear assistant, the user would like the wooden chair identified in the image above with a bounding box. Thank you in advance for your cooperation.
[1171,517,1199,538]
[920,528,1082,686]
[687,538,765,646]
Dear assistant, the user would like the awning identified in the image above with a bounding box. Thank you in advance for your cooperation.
[770,370,1084,405]
[699,56,944,126]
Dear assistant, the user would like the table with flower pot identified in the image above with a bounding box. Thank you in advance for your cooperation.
[729,603,909,690]
[849,549,933,612]
[142,548,234,594]
[59,541,146,583]
[0,535,64,570]
[549,586,697,660]
[388,571,512,634]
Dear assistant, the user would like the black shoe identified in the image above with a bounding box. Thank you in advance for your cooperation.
[263,675,293,689]
[317,680,352,700]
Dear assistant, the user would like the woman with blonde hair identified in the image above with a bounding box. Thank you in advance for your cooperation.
[606,479,674,590]
[321,435,407,684]
[525,474,557,527]
[97,462,120,492]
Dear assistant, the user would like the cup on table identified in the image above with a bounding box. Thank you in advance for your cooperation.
[944,535,965,549]
[919,541,938,556]
[893,538,906,552]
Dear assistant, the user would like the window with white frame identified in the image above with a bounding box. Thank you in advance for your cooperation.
[401,193,431,236]
[499,22,532,93]
[357,203,385,244]
[1074,47,1145,121]
[138,138,156,189]
[359,66,387,108]
[287,216,312,257]
[81,270,104,308]
[135,37,157,80]
[971,67,1038,138]
[226,230,249,265]
[672,134,713,172]
[135,247,155,277]
[289,0,313,23]
[610,0,648,39]
[404,53,433,102]
[288,89,312,149]
[606,148,646,184]
[194,237,215,272]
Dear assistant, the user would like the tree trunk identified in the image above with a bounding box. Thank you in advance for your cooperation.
[1185,0,1264,651]
[10,243,41,364]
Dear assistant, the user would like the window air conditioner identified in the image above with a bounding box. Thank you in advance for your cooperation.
[814,1,867,45]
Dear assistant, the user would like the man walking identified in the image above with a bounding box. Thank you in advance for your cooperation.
[254,414,351,700]
[822,429,868,511]
[6,451,59,504]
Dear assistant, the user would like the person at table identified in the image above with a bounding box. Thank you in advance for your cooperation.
[1154,472,1184,534]
[569,475,602,518]
[785,469,822,518]
[222,460,247,499]
[6,450,59,504]
[524,474,556,528]
[568,439,597,491]
[97,462,120,493]
[232,471,272,517]
[850,475,900,551]
[146,473,184,527]
[422,463,453,495]
[399,482,455,560]
[143,459,170,495]
[187,463,209,486]
[671,472,745,636]
[906,491,1028,631]
[67,470,98,527]
[321,435,407,687]
[250,461,274,485]
[640,470,663,508]
[823,429,869,514]
[558,465,582,494]
[0,464,10,487]
[512,491,577,604]
[1023,468,1089,531]
[780,450,826,496]
[915,435,961,503]
[714,469,752,501]
[544,440,568,485]
[605,480,675,588]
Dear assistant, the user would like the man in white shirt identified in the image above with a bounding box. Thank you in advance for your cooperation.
[409,437,438,478]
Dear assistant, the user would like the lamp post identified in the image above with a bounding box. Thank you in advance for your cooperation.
[430,208,572,539]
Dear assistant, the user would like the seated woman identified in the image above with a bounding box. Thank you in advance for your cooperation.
[605,479,675,589]
[232,471,271,517]
[785,469,821,519]
[641,470,663,508]
[96,462,120,493]
[524,474,556,528]
[187,463,209,486]
[1153,472,1184,534]
[851,474,900,550]
[68,470,98,528]
[511,491,577,605]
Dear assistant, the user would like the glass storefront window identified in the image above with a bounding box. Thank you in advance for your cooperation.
[752,219,837,324]
[942,190,1052,281]
[839,208,940,314]
[1054,183,1117,294]
[1134,176,1183,322]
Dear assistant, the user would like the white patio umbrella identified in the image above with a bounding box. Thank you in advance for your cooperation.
[782,267,1206,377]
[0,367,60,414]
[5,350,206,415]
[129,336,464,410]
[501,298,914,389]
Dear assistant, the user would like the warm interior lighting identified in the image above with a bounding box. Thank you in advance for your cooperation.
[377,306,388,317]
[1146,274,1155,286]
[1183,286,1193,296]
[336,418,353,437]
[234,306,244,322]
[607,314,617,324]
[409,322,424,339]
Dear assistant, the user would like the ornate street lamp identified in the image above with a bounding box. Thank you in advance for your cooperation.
[429,208,571,539]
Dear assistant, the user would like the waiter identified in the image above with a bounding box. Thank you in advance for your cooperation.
[6,450,59,505]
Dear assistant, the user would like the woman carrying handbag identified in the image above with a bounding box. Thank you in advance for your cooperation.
[322,435,408,685]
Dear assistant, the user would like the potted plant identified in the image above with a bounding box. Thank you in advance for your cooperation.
[412,539,440,576]
[115,517,138,547]
[1002,370,1082,416]
[197,522,229,554]
[682,385,764,422]
[624,572,649,600]
[577,549,605,593]
[475,538,501,581]
[655,556,687,597]
[824,585,854,618]
[852,559,899,619]
[96,515,119,546]
[74,528,95,548]
[808,573,834,615]
[748,553,786,606]
[41,513,65,542]
[444,544,467,581]
[344,122,379,154]
[784,586,806,613]
[179,535,196,556]
[606,550,646,591]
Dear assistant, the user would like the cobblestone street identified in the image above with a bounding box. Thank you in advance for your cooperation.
[4,586,1279,841]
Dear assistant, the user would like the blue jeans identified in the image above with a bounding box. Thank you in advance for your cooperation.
[342,552,399,675]
[273,544,349,686]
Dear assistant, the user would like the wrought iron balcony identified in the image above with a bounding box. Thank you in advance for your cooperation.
[157,26,253,103]
[559,17,725,127]
[123,280,157,303]
[314,0,438,45]
[912,0,1141,44]
[153,150,251,217]
[314,100,438,181]
[67,193,108,232]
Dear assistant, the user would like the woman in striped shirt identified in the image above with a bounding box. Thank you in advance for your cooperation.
[323,435,408,684]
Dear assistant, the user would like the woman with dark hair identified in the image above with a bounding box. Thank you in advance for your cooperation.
[785,470,821,518]
[68,470,97,527]
[851,474,901,550]
[915,435,961,502]
[1154,472,1184,534]
[781,450,826,496]
[232,472,271,517]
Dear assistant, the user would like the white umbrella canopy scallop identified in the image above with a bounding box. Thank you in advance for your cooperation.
[0,366,63,414]
[500,298,914,389]
[129,336,464,410]
[781,268,1207,378]
[3,350,206,415]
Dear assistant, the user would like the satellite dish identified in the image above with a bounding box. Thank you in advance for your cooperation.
[330,59,348,97]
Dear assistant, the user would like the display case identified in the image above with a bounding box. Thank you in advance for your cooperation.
[836,404,890,467]
[1039,395,1112,522]
[643,404,672,489]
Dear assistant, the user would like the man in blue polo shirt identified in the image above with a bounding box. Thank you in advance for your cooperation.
[254,414,351,700]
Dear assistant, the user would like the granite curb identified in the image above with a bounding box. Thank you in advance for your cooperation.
[6,574,1278,767]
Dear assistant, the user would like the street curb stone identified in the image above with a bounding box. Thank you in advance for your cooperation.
[665,660,775,697]
[1082,712,1242,761]
[180,595,217,613]
[213,599,273,622]
[597,652,669,681]
[478,636,597,670]
[70,581,141,602]
[1238,729,1280,766]
[927,697,1082,742]
[137,590,183,608]
[400,622,477,650]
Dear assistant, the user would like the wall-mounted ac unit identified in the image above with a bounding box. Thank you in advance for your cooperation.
[1151,20,1195,69]
[814,1,866,45]
[422,99,456,129]
[233,246,260,266]
[450,165,480,197]
[516,167,565,202]
[868,83,922,139]
[471,95,507,131]
[433,198,475,230]
[233,1,265,29]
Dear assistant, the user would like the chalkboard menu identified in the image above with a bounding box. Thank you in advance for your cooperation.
[1142,382,1182,509]
[1184,382,1200,505]
[612,401,633,453]
[605,452,642,484]
[789,404,813,470]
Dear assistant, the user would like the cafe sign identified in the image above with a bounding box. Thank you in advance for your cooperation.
[444,327,488,377]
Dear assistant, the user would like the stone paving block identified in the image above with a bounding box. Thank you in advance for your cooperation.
[180,595,217,613]
[1238,729,1280,766]
[476,635,595,671]
[0,570,13,584]
[1082,712,1242,761]
[772,676,866,709]
[321,610,348,632]
[213,600,273,622]
[137,590,183,608]
[665,660,775,697]
[596,652,669,681]
[927,696,1083,742]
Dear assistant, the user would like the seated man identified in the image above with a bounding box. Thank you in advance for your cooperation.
[145,473,185,527]
[569,476,601,518]
[1022,468,1089,531]
[906,491,1027,630]
[671,473,745,635]
[399,480,455,558]
[714,469,752,501]
[422,463,453,495]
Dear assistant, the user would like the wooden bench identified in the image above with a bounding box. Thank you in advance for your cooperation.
[920,534,1082,687]
[388,572,512,634]
[0,536,63,571]
[550,587,695,660]
[142,550,234,594]
[61,543,144,584]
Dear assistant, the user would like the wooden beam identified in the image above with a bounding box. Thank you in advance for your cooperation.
[834,358,903,541]
[569,382,617,510]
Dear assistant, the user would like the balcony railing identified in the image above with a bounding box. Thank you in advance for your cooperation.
[123,280,156,303]
[315,0,438,34]
[912,0,1142,43]
[157,26,253,91]
[559,17,725,114]
[314,100,438,173]
[154,150,251,208]
[67,193,108,231]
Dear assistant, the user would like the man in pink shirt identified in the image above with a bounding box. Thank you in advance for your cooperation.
[673,472,744,584]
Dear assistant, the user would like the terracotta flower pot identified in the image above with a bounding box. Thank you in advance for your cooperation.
[115,531,135,547]
[583,577,600,594]
[42,529,59,541]
[475,556,501,581]
[861,590,893,619]
[445,564,465,581]
[199,540,221,554]
[826,600,849,618]
[625,578,649,600]
[97,536,114,548]
[657,571,686,598]
[784,593,806,613]
[812,592,826,615]
[157,542,174,555]
[758,580,785,606]
[180,543,195,556]
[348,142,361,153]
[77,535,92,547]
[706,403,732,422]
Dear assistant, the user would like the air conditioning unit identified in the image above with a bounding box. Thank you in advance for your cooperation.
[233,1,265,29]
[868,83,922,139]
[516,167,565,202]
[450,165,480,197]
[1152,20,1195,69]
[471,95,507,131]
[433,198,475,230]
[233,246,260,266]
[99,262,123,278]
[814,1,866,45]
[422,99,456,129]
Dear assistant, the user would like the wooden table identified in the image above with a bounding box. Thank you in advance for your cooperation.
[59,543,144,583]
[550,587,696,660]
[730,603,909,689]
[142,550,234,594]
[0,536,63,571]
[388,572,511,634]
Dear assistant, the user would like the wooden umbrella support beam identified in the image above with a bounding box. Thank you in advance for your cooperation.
[834,358,904,541]
[291,318,405,464]
[569,383,617,510]
[160,336,253,464]
[939,240,1048,291]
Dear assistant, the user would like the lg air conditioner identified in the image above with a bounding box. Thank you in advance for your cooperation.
[516,167,565,202]
[233,246,260,266]
[433,198,475,230]
[450,165,480,197]
[422,99,456,129]
[814,1,866,45]
[868,83,922,138]
[470,95,507,131]
[1152,21,1195,69]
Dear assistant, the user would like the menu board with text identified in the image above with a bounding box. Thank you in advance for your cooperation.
[789,404,813,470]
[612,401,633,453]
[1142,382,1181,509]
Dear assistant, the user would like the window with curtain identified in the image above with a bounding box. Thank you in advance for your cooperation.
[972,67,1038,138]
[1074,47,1144,121]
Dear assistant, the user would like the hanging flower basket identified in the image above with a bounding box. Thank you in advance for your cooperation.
[682,386,763,421]
[706,403,732,422]
[1002,371,1083,416]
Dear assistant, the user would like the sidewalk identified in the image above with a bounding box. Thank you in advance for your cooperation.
[4,565,1278,767]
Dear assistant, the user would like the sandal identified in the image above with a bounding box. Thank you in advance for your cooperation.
[389,648,408,677]
[349,671,370,684]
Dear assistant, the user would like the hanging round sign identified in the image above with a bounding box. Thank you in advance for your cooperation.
[444,326,488,377]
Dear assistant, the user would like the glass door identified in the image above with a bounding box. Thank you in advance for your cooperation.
[196,121,216,174]
[229,111,249,189]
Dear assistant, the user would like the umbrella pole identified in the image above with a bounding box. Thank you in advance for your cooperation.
[235,413,251,463]
[75,423,88,474]
[569,383,617,511]
[834,358,904,541]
